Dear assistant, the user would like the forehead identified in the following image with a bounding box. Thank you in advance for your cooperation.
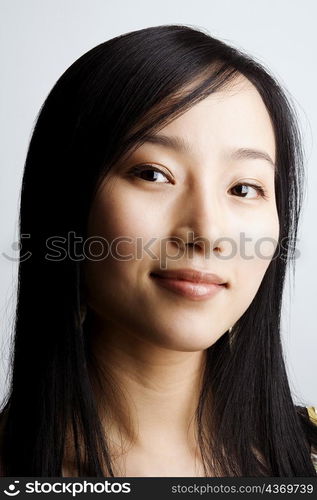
[155,75,276,163]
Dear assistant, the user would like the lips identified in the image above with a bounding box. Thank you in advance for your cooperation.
[150,268,228,301]
[150,268,227,286]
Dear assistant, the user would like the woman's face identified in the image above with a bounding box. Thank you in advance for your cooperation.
[84,75,279,351]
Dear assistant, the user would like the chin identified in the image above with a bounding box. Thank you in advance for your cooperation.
[154,330,224,352]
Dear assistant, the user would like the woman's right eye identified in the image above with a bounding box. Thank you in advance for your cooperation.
[129,165,171,183]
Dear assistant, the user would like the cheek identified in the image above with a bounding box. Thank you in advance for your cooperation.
[229,208,279,309]
[83,185,165,315]
[86,186,161,263]
[245,209,279,262]
[228,202,279,258]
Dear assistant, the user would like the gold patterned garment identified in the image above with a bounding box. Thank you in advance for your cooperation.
[307,406,317,473]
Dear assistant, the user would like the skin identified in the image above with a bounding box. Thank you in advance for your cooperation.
[76,74,279,477]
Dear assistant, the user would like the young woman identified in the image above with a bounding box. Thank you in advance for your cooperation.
[0,24,316,477]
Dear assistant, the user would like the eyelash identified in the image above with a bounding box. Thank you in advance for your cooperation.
[129,164,268,200]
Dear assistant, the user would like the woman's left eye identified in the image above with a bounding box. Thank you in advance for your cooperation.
[129,165,170,183]
[229,183,268,199]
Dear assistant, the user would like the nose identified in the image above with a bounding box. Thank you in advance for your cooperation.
[170,180,226,257]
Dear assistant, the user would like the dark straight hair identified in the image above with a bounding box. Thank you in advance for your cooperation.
[0,24,316,476]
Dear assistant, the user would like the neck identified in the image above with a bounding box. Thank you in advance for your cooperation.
[86,313,207,454]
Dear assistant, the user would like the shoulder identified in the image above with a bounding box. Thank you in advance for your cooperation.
[306,406,317,426]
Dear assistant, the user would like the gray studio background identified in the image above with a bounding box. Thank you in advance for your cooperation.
[0,0,316,406]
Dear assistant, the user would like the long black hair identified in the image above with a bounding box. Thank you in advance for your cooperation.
[1,24,316,476]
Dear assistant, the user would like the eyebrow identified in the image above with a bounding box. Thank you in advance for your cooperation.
[140,133,275,170]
